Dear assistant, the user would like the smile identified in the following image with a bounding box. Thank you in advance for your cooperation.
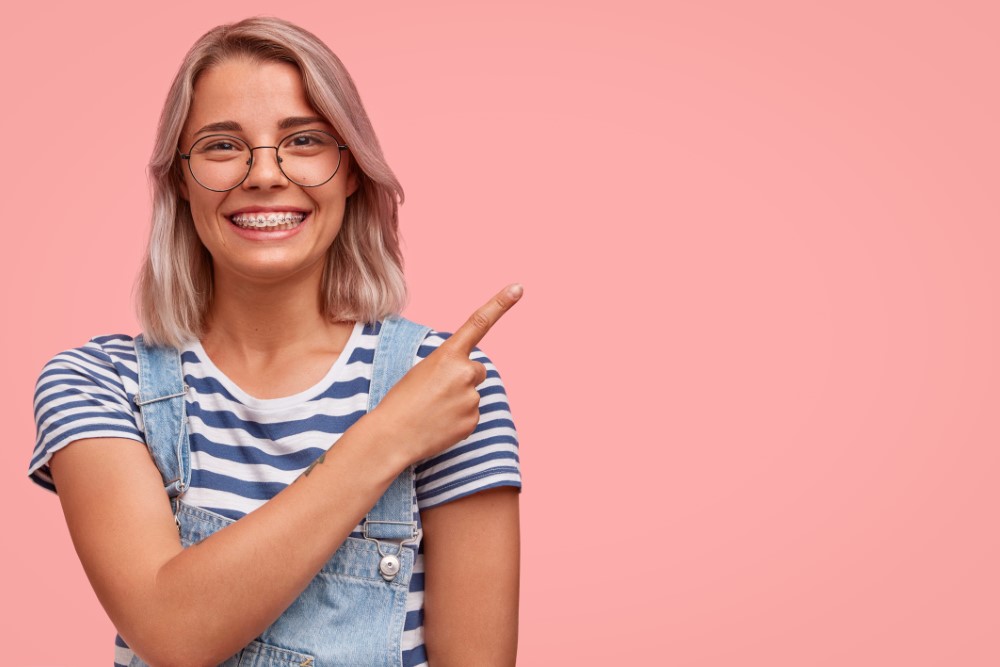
[228,211,308,230]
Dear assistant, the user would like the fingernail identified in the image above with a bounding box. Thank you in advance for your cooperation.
[507,284,524,300]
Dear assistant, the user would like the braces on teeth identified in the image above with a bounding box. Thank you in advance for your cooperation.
[231,212,306,228]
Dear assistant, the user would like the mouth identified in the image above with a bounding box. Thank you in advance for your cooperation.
[227,211,309,231]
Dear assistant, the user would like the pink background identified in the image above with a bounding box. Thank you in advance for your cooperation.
[2,0,998,664]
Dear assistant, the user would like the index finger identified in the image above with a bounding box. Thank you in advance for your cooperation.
[444,284,524,355]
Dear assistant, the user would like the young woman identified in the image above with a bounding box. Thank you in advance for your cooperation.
[29,17,521,667]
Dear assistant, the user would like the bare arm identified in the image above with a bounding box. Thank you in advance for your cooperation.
[52,414,404,667]
[422,487,520,666]
[49,285,522,667]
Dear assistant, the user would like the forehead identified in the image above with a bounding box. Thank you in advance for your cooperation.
[184,59,322,135]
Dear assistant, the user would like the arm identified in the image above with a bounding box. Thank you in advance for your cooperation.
[422,487,520,667]
[51,414,405,667]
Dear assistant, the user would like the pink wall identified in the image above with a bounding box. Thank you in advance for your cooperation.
[3,0,998,664]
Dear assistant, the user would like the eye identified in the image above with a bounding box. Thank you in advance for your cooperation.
[192,136,248,160]
[281,131,335,157]
[202,139,241,152]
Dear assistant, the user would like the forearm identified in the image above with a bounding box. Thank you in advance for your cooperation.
[61,414,408,667]
[149,418,404,663]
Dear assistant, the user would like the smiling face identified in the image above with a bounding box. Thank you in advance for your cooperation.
[179,58,357,286]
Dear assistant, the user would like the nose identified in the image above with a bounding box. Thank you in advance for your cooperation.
[242,146,288,190]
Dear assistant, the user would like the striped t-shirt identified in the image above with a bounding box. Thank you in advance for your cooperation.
[29,320,521,667]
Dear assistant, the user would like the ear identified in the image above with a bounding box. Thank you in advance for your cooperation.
[345,153,360,197]
[346,170,359,197]
[175,162,190,201]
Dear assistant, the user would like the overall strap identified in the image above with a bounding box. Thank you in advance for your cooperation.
[133,334,191,506]
[364,316,431,544]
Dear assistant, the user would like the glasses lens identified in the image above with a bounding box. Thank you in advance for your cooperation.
[188,135,251,191]
[278,131,342,187]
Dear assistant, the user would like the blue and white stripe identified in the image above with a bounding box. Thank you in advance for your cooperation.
[30,321,521,666]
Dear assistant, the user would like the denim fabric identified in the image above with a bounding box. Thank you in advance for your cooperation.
[126,316,431,666]
[133,333,191,506]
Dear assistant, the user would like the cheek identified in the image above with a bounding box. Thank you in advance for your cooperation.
[188,198,229,245]
[188,190,225,222]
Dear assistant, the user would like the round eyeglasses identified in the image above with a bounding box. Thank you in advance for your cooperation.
[178,130,349,192]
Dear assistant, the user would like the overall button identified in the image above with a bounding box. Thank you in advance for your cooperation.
[379,554,400,580]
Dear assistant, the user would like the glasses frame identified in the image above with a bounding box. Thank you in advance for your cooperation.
[178,129,349,192]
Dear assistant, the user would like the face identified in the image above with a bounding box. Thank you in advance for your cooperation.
[178,58,357,286]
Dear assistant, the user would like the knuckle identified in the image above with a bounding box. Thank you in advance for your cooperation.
[470,311,491,332]
[461,363,480,384]
[463,410,480,435]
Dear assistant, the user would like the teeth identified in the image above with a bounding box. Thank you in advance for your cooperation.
[230,212,306,228]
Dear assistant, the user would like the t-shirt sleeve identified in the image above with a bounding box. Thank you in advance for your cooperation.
[413,331,522,509]
[29,339,145,493]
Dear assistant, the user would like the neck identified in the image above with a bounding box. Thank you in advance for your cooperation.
[202,263,345,360]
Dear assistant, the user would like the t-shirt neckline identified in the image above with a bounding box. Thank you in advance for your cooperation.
[185,321,364,411]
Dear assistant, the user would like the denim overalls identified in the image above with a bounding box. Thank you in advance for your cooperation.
[122,317,430,667]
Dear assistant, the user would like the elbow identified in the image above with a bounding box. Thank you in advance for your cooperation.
[120,619,239,667]
[117,584,250,667]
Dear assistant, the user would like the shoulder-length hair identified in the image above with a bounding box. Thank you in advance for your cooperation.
[137,16,406,347]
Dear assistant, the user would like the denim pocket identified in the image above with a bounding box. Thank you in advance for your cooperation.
[237,640,316,667]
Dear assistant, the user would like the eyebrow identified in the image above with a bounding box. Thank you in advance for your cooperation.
[193,116,330,136]
[279,116,329,130]
[194,120,242,135]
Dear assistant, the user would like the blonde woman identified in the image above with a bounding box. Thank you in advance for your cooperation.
[29,17,521,667]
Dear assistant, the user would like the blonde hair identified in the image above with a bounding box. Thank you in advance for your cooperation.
[137,16,406,346]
